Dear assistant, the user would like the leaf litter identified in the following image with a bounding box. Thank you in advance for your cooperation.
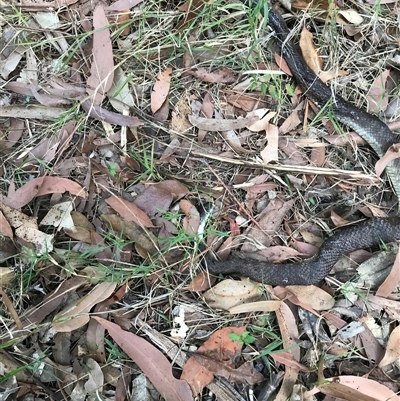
[0,0,400,400]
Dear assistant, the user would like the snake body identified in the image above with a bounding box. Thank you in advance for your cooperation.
[207,3,400,286]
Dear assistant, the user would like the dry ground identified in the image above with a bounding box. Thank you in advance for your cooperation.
[0,0,400,400]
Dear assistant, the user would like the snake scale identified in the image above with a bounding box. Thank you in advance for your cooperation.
[207,1,400,286]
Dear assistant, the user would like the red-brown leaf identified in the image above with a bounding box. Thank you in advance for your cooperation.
[151,67,172,114]
[86,5,115,105]
[94,317,193,401]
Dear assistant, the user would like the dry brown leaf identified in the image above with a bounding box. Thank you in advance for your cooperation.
[187,67,236,83]
[241,198,294,252]
[191,353,264,385]
[179,199,200,235]
[299,231,324,247]
[338,9,364,24]
[0,269,14,288]
[359,205,388,218]
[379,325,400,367]
[298,27,349,83]
[107,8,131,36]
[52,282,117,332]
[291,239,319,258]
[324,131,366,146]
[376,249,400,298]
[318,68,349,83]
[330,210,351,227]
[274,53,292,76]
[257,246,303,263]
[245,182,278,195]
[286,285,335,311]
[367,294,400,321]
[108,67,136,112]
[292,0,331,11]
[0,203,35,228]
[271,352,312,372]
[105,195,154,228]
[291,137,324,148]
[0,105,69,120]
[260,123,279,164]
[182,326,250,394]
[94,317,193,400]
[229,300,282,314]
[175,0,206,29]
[30,86,72,107]
[221,129,253,154]
[53,156,88,176]
[273,301,300,401]
[278,101,303,134]
[310,146,325,166]
[4,81,34,97]
[0,31,27,80]
[106,0,145,11]
[23,276,88,325]
[133,180,189,218]
[317,375,400,400]
[84,357,104,394]
[0,288,22,330]
[203,279,261,310]
[151,67,172,114]
[280,135,308,163]
[357,319,385,364]
[154,97,170,122]
[0,352,31,383]
[81,101,143,126]
[299,28,322,75]
[158,138,181,161]
[366,69,391,113]
[101,214,158,256]
[40,201,76,231]
[197,92,214,141]
[5,119,24,148]
[1,176,44,209]
[86,5,114,105]
[188,114,259,131]
[246,109,274,132]
[215,236,234,261]
[64,211,95,243]
[182,359,213,395]
[86,317,106,364]
[169,97,192,133]
[200,92,214,118]
[0,202,53,255]
[0,211,13,239]
[39,177,87,197]
[187,271,216,292]
[28,122,72,163]
[375,143,400,178]
[275,287,322,320]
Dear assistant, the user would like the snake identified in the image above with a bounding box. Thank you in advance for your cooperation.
[207,1,400,286]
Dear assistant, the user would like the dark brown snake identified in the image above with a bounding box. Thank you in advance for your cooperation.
[207,2,400,286]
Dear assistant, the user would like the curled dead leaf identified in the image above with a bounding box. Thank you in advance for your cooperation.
[203,279,261,310]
